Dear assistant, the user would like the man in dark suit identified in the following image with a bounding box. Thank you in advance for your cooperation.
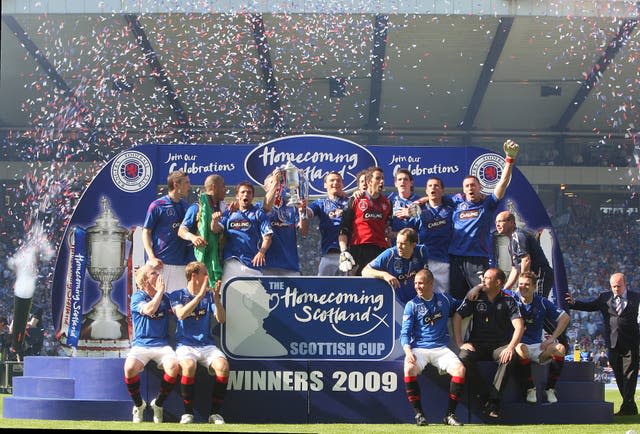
[565,272,639,415]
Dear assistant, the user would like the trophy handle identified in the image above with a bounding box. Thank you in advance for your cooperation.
[299,169,309,203]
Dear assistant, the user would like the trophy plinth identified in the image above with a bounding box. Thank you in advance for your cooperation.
[84,197,128,340]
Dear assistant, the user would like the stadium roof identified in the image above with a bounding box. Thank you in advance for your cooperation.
[2,0,640,153]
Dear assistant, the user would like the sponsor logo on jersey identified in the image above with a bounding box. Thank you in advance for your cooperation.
[459,209,480,220]
[427,218,447,229]
[397,270,418,284]
[230,220,251,230]
[423,311,443,325]
[328,208,343,219]
[150,310,166,319]
[364,211,383,219]
[189,306,207,319]
[271,220,292,228]
[111,150,153,193]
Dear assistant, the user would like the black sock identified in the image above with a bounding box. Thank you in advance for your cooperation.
[447,376,465,415]
[404,376,423,414]
[125,375,143,407]
[211,375,228,414]
[155,372,177,407]
[180,376,195,414]
[520,357,534,389]
[547,355,564,389]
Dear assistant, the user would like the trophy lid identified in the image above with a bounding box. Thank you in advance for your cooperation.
[87,197,127,236]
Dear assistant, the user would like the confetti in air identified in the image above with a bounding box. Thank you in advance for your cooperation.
[8,220,55,299]
[3,3,640,297]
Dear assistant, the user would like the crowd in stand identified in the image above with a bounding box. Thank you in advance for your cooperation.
[0,187,638,361]
[555,204,640,360]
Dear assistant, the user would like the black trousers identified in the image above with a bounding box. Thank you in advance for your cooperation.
[350,243,385,276]
[536,266,554,299]
[449,255,488,299]
[609,344,639,412]
[458,343,519,405]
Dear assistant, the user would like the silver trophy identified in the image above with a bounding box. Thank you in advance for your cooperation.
[84,197,128,339]
[407,203,421,218]
[282,160,309,207]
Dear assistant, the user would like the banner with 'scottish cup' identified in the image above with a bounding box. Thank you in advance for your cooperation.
[222,277,395,360]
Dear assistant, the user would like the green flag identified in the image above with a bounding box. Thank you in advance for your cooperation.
[194,193,223,286]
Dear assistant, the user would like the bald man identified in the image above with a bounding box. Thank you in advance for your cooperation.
[566,273,640,416]
[494,210,553,297]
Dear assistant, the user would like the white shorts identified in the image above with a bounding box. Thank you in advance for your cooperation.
[262,268,301,276]
[161,264,188,294]
[221,258,263,288]
[318,253,340,276]
[126,345,177,370]
[523,343,551,364]
[412,346,462,374]
[428,260,450,294]
[176,345,227,374]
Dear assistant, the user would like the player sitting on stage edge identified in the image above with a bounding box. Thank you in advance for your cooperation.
[401,269,465,426]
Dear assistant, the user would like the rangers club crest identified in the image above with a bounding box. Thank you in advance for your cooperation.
[393,258,404,275]
[469,153,504,195]
[110,150,153,193]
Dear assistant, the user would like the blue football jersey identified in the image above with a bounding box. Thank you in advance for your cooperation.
[130,289,173,347]
[388,191,421,233]
[515,293,565,345]
[308,196,349,255]
[169,288,216,347]
[143,195,192,264]
[258,202,300,272]
[447,193,499,257]
[417,203,453,263]
[221,204,273,269]
[368,245,429,303]
[401,293,460,349]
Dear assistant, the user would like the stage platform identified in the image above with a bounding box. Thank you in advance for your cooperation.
[3,356,613,424]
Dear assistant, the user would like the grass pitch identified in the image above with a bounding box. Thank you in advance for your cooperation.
[1,391,638,432]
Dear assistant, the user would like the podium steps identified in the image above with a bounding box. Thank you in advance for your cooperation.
[3,357,132,421]
[460,360,613,424]
[3,356,613,424]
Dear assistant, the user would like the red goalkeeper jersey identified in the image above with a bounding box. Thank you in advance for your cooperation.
[347,193,391,248]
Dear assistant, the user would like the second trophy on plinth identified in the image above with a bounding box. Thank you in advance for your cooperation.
[83,197,128,341]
